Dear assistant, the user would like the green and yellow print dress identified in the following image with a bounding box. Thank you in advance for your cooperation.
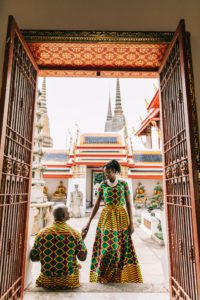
[31,221,87,289]
[90,179,143,283]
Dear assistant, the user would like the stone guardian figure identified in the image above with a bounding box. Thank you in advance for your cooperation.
[70,184,83,218]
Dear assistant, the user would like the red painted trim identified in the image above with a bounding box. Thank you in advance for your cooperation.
[76,154,126,157]
[147,90,160,110]
[133,165,163,169]
[135,108,160,136]
[73,162,128,167]
[43,174,72,178]
[43,164,68,167]
[128,175,163,179]
[77,146,125,149]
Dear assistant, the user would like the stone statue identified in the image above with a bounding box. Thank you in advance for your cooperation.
[135,182,145,198]
[153,182,163,196]
[44,205,54,227]
[148,182,163,208]
[70,184,83,218]
[53,181,67,201]
[134,182,147,207]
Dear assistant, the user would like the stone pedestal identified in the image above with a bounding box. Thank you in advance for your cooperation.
[140,211,160,236]
[31,202,54,235]
[24,207,35,288]
[31,185,47,203]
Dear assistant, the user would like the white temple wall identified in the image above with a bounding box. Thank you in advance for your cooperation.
[86,168,92,207]
[151,126,159,150]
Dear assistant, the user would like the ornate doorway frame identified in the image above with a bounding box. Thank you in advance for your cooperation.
[0,17,200,300]
[22,29,174,78]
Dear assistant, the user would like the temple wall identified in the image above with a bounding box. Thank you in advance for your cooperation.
[86,168,92,206]
[0,1,200,130]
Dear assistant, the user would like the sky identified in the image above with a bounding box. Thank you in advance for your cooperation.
[38,77,158,149]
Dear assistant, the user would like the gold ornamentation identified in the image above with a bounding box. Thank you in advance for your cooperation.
[39,69,158,78]
[22,30,173,44]
[180,160,188,175]
[53,181,67,200]
[13,162,21,176]
[3,158,12,174]
[166,167,172,179]
[22,165,29,177]
[28,42,167,72]
[172,164,179,177]
[9,195,13,204]
[180,197,184,205]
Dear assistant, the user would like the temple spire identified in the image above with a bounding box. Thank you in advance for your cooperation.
[111,78,126,132]
[39,78,53,148]
[40,78,47,114]
[107,93,112,121]
[104,92,113,132]
[114,78,123,115]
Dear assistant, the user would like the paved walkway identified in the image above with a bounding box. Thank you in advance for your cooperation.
[26,210,169,299]
[30,210,166,285]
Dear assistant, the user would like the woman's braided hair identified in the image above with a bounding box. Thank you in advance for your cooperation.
[104,160,121,174]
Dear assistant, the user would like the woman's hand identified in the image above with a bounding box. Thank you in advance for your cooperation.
[128,222,134,235]
[81,224,90,239]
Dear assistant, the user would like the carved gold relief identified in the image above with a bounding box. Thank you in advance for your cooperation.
[9,195,13,204]
[172,164,179,177]
[180,197,184,205]
[180,160,189,175]
[166,167,172,179]
[13,162,21,176]
[22,165,29,177]
[3,158,12,174]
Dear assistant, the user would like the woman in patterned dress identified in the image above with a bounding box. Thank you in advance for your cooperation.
[82,160,143,283]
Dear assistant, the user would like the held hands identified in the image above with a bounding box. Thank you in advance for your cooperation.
[128,222,134,235]
[81,224,90,239]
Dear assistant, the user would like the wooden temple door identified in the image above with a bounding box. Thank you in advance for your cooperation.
[0,16,38,299]
[159,20,200,300]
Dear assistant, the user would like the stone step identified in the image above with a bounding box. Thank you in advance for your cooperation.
[25,292,169,300]
[25,283,169,300]
[26,282,168,293]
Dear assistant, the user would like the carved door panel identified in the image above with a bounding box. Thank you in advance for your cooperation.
[159,20,200,299]
[0,16,38,299]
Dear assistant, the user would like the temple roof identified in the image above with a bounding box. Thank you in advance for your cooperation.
[147,90,160,110]
[135,108,160,136]
[42,150,68,164]
[135,89,160,136]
